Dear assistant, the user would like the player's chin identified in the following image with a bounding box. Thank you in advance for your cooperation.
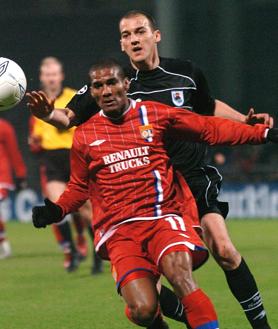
[130,53,147,63]
[102,104,119,114]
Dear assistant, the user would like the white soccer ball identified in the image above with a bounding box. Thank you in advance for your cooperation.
[0,57,27,111]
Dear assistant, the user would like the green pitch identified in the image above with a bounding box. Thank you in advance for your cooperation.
[1,220,277,329]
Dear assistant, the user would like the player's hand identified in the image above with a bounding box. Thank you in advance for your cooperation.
[266,128,278,143]
[15,178,27,191]
[26,91,55,119]
[32,198,63,228]
[245,108,274,127]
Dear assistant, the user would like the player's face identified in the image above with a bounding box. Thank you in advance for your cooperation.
[39,63,64,92]
[120,15,161,65]
[90,67,129,118]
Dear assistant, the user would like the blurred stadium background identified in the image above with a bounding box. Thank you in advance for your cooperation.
[1,1,278,216]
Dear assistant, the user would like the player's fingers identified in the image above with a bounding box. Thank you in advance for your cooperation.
[25,92,37,103]
[255,113,270,125]
[38,91,51,105]
[29,91,43,103]
[246,108,255,120]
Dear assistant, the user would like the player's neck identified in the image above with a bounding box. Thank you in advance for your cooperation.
[104,99,131,120]
[131,51,160,71]
[44,87,63,100]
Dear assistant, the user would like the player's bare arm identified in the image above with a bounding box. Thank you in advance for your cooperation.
[214,99,274,127]
[26,90,77,129]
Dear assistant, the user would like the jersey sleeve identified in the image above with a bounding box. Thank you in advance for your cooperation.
[56,131,90,215]
[168,107,268,146]
[3,121,27,178]
[190,62,215,116]
[66,84,101,125]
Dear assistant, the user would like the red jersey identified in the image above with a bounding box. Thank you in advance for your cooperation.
[0,119,26,189]
[57,100,267,250]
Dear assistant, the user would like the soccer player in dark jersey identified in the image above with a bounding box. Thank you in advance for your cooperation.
[27,11,273,329]
[31,60,278,329]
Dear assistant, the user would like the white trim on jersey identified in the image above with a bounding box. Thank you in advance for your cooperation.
[139,105,153,142]
[127,86,195,96]
[201,167,212,207]
[206,165,223,195]
[99,99,136,118]
[129,69,139,82]
[206,165,223,182]
[156,241,196,265]
[95,213,181,253]
[153,170,163,216]
[201,165,223,205]
[157,66,197,88]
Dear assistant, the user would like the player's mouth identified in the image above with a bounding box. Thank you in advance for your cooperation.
[132,46,143,55]
[103,99,117,107]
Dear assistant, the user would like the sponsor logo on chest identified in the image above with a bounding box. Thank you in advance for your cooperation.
[102,146,150,173]
[171,90,184,107]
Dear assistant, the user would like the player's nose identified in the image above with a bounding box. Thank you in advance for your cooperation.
[130,33,140,44]
[102,84,112,96]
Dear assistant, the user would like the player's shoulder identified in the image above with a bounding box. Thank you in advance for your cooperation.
[159,57,199,76]
[74,110,100,133]
[139,100,170,112]
[63,87,77,96]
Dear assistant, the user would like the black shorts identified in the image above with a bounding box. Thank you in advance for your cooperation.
[40,149,70,183]
[183,165,229,219]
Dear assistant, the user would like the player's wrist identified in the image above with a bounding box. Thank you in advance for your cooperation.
[266,128,278,143]
[42,110,54,122]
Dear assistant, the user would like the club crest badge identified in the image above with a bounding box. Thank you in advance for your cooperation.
[77,84,88,95]
[139,124,153,140]
[171,90,184,107]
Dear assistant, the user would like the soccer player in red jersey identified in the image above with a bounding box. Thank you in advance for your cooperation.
[0,118,27,259]
[32,60,278,329]
[27,11,273,329]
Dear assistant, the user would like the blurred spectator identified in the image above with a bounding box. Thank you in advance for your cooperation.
[0,118,27,259]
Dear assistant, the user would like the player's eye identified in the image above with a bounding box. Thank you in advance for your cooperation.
[121,32,129,39]
[137,28,146,35]
[93,82,102,89]
[107,79,118,86]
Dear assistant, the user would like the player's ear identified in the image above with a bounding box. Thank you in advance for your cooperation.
[120,39,125,52]
[90,86,94,97]
[123,78,130,91]
[154,29,161,43]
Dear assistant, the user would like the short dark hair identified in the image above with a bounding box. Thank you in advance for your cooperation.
[89,58,126,80]
[119,10,157,31]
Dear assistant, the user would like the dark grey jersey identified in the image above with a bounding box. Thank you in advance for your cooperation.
[67,57,215,173]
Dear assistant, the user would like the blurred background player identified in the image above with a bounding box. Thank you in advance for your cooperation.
[29,57,87,272]
[29,56,103,274]
[0,118,27,259]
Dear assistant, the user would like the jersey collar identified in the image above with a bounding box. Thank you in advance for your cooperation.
[99,98,137,120]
